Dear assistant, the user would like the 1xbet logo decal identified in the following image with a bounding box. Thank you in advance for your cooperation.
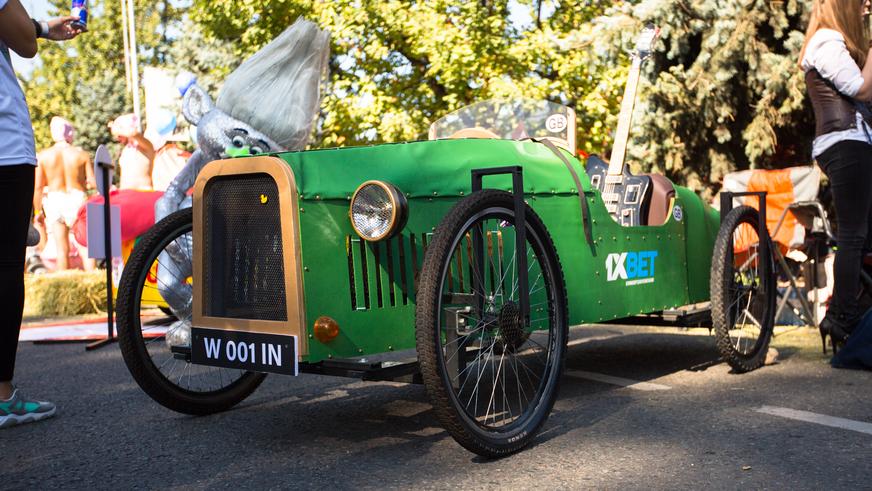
[605,250,659,285]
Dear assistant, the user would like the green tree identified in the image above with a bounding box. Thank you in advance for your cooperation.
[188,0,625,152]
[167,22,238,97]
[594,0,814,192]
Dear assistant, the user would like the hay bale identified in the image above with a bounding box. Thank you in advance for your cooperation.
[24,270,107,317]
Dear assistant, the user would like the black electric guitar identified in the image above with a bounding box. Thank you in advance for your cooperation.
[587,25,660,227]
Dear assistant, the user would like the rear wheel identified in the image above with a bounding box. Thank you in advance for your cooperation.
[711,206,776,373]
[117,208,265,415]
[416,190,568,457]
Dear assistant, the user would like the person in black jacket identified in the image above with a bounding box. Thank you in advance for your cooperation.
[800,0,872,351]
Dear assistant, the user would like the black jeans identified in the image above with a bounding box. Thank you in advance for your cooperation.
[0,164,34,382]
[816,140,872,326]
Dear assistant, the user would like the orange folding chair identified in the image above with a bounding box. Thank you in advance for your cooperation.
[719,166,832,328]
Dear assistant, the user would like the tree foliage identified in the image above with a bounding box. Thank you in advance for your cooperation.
[189,0,624,153]
[595,0,814,192]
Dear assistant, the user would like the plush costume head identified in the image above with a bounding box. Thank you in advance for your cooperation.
[182,85,284,158]
[155,17,329,214]
[50,116,74,144]
[216,20,330,151]
[182,18,330,158]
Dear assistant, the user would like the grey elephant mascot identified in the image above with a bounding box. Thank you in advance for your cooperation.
[157,19,330,347]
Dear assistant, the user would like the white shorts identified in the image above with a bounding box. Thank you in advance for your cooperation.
[43,189,86,228]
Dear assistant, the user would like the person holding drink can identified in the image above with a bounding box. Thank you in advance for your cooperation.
[0,0,85,428]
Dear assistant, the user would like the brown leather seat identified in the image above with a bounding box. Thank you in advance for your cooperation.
[642,174,675,226]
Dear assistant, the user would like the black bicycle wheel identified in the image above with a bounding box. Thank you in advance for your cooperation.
[117,208,265,415]
[416,190,568,457]
[711,205,776,373]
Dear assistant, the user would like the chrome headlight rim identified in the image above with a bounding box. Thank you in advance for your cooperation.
[349,180,408,242]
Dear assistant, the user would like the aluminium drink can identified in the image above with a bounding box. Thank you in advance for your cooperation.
[71,0,87,29]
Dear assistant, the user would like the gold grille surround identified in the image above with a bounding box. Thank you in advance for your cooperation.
[192,156,307,358]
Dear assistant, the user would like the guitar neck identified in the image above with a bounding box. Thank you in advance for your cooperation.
[608,58,643,176]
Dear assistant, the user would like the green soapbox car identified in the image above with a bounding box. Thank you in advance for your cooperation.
[116,98,776,457]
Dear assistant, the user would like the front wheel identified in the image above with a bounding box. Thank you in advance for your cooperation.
[116,208,266,415]
[710,205,776,373]
[416,190,568,457]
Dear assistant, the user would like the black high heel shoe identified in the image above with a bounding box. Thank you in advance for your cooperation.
[819,325,830,355]
[830,324,851,354]
[819,316,854,355]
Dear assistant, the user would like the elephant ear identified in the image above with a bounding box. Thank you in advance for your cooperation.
[182,84,215,126]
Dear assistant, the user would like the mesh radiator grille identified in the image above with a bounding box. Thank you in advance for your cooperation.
[203,173,287,321]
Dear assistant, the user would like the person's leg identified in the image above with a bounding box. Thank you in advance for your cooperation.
[0,165,57,428]
[34,219,46,251]
[51,220,70,270]
[817,140,872,331]
[0,165,35,398]
[73,240,95,271]
[67,193,93,270]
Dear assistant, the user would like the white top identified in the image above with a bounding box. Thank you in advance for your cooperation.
[801,28,871,158]
[0,0,37,166]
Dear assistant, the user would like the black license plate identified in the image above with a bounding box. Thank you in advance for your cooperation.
[191,327,298,376]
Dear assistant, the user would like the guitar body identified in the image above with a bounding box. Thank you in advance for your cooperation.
[586,155,652,227]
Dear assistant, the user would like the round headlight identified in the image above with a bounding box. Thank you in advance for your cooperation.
[350,181,408,241]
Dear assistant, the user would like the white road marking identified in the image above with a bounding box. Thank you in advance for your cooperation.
[19,322,124,342]
[565,370,671,391]
[756,406,872,436]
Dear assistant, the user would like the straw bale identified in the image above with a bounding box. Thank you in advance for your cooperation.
[24,270,107,317]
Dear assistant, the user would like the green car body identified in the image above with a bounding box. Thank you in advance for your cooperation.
[200,137,719,364]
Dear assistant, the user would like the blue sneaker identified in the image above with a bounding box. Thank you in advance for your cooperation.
[0,389,56,429]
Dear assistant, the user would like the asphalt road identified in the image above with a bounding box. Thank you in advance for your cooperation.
[4,325,872,490]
